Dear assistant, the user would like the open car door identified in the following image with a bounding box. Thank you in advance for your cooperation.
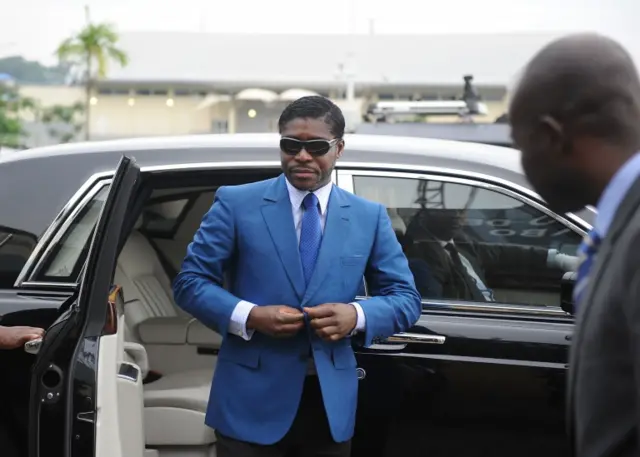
[27,156,142,457]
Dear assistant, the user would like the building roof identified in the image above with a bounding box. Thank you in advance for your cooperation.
[355,122,512,146]
[105,31,567,88]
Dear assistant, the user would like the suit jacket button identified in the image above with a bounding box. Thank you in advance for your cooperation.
[299,352,308,361]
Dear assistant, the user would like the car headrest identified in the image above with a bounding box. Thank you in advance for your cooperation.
[387,208,407,235]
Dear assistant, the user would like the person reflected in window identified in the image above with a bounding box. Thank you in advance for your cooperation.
[403,207,578,302]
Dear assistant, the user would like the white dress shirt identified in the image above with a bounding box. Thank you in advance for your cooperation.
[228,178,366,340]
[441,240,495,301]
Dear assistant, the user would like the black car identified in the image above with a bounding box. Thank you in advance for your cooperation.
[0,133,590,457]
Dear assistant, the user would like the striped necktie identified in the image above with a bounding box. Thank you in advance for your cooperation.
[573,229,602,307]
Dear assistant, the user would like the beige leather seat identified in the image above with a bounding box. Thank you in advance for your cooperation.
[115,219,218,447]
[387,208,407,235]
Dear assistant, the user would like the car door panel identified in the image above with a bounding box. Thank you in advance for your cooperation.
[0,291,73,457]
[353,308,572,457]
[26,155,141,457]
[338,168,580,457]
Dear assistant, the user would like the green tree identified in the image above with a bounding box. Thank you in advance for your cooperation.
[41,102,85,143]
[55,22,128,140]
[0,56,70,85]
[0,83,36,149]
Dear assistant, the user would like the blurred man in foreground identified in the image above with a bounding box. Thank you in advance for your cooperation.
[509,33,640,457]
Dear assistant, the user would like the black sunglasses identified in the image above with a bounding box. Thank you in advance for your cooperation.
[280,137,340,156]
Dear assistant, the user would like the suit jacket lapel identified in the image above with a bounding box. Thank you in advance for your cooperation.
[566,174,640,437]
[301,187,350,306]
[261,175,305,300]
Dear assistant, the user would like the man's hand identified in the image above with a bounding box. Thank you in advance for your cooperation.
[304,303,357,342]
[0,326,45,350]
[247,305,305,338]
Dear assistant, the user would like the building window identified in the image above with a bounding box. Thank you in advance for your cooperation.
[377,93,395,100]
[211,120,228,134]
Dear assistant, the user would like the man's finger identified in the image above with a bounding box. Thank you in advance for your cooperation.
[18,334,41,345]
[315,325,341,339]
[309,316,336,329]
[276,322,304,334]
[277,312,305,324]
[304,305,334,319]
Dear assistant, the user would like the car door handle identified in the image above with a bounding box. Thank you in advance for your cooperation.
[384,332,446,344]
[24,337,43,355]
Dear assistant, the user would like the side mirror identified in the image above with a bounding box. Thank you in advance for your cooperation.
[560,271,577,315]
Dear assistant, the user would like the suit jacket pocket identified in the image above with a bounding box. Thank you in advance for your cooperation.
[218,339,261,369]
[332,345,357,369]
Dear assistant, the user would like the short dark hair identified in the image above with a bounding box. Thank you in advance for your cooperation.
[509,33,640,150]
[278,96,345,138]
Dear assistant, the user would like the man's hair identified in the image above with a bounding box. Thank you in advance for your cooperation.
[278,96,345,138]
[509,33,640,150]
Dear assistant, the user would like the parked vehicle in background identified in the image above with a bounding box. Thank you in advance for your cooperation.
[0,133,587,457]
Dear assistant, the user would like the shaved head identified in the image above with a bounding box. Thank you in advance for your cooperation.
[511,33,640,149]
[509,33,640,213]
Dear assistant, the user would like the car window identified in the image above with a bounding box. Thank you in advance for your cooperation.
[0,227,38,288]
[140,198,189,236]
[34,186,110,283]
[353,175,583,307]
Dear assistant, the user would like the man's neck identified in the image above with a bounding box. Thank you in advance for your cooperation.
[587,147,637,206]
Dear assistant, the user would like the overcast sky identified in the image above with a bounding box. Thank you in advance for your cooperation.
[0,0,637,65]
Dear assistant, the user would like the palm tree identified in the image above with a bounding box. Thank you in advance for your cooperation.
[55,22,128,140]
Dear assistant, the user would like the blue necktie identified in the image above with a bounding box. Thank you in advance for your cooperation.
[299,193,322,286]
[573,229,602,307]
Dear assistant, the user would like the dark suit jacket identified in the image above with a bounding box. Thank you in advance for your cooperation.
[567,176,640,457]
[405,233,549,300]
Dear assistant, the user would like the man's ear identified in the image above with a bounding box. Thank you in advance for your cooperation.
[335,139,345,159]
[539,115,569,156]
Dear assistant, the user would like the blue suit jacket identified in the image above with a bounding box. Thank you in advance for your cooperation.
[173,174,421,445]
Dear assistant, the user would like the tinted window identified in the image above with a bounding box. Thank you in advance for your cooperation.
[0,227,38,287]
[354,175,583,307]
[34,185,110,283]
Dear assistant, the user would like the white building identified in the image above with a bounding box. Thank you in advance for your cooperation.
[21,31,566,144]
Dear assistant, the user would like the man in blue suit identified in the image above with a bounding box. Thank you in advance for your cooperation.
[173,96,421,457]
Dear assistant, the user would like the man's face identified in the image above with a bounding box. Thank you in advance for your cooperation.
[420,209,465,241]
[512,121,590,214]
[279,117,344,191]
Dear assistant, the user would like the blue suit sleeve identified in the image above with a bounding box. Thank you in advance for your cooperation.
[358,204,422,347]
[172,186,243,337]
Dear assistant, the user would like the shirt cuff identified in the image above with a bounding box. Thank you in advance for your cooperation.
[229,300,257,341]
[348,302,366,336]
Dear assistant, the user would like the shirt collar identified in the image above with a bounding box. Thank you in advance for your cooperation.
[285,178,333,214]
[594,151,640,237]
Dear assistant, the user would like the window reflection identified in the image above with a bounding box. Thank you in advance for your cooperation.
[354,175,583,307]
[0,227,37,288]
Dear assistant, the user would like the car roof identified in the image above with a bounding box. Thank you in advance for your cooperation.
[0,133,531,239]
[1,132,522,174]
